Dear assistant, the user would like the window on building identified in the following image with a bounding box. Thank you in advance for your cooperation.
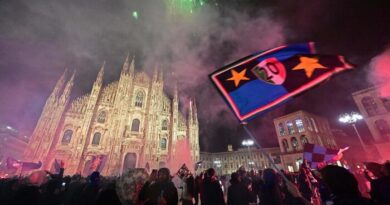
[97,111,106,123]
[282,139,289,152]
[291,137,299,150]
[135,91,144,107]
[160,138,167,150]
[382,98,390,112]
[162,120,168,130]
[310,118,318,133]
[362,96,379,116]
[286,121,295,134]
[62,130,73,144]
[278,122,286,135]
[375,119,390,136]
[295,119,305,133]
[131,119,140,132]
[305,118,313,131]
[300,135,308,145]
[92,132,101,145]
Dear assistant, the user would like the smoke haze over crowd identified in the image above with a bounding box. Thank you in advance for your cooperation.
[1,0,390,152]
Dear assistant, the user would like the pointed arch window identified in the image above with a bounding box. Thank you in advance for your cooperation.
[131,119,140,132]
[282,139,289,152]
[162,120,168,130]
[295,118,305,133]
[97,111,106,123]
[381,98,390,112]
[92,132,101,145]
[286,121,295,134]
[362,96,379,116]
[300,135,308,145]
[62,130,73,144]
[291,137,299,151]
[135,91,144,107]
[375,119,390,135]
[160,138,167,150]
[278,122,286,135]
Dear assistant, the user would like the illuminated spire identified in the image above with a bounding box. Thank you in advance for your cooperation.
[193,98,198,123]
[51,68,67,99]
[95,61,105,85]
[173,81,178,102]
[188,99,193,125]
[121,54,130,75]
[129,55,135,75]
[60,70,75,102]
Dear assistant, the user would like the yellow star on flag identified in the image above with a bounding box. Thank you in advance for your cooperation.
[292,56,328,78]
[227,69,250,87]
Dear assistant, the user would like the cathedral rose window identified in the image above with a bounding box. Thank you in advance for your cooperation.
[62,130,73,144]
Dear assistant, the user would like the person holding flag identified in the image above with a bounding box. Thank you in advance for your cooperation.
[210,42,355,205]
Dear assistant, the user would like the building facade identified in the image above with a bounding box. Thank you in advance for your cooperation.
[200,146,281,175]
[23,56,200,176]
[274,110,338,172]
[352,87,390,161]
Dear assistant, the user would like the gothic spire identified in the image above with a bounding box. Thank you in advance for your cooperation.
[193,98,198,123]
[129,55,135,75]
[51,68,67,99]
[95,61,105,85]
[188,99,193,125]
[173,81,178,102]
[121,54,130,75]
[60,70,75,102]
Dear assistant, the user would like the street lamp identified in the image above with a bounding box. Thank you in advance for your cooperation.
[339,112,366,150]
[242,139,254,169]
[242,139,254,146]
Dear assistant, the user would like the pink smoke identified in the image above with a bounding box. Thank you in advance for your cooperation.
[369,48,390,97]
[168,138,194,174]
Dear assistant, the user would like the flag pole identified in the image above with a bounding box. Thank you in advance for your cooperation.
[241,123,289,182]
[242,123,313,205]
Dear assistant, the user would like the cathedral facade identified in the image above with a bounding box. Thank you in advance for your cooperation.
[23,56,200,176]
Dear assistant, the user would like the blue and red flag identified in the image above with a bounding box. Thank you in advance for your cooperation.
[210,42,353,122]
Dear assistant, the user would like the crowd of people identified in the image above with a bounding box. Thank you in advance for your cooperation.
[0,160,389,205]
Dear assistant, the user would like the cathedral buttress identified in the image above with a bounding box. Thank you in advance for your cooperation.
[25,70,75,170]
[104,56,134,175]
[75,63,104,172]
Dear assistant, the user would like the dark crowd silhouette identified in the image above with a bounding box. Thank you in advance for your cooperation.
[0,161,390,205]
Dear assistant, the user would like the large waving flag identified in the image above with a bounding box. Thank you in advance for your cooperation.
[210,43,353,122]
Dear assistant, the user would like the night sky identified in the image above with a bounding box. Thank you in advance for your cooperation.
[1,0,390,152]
